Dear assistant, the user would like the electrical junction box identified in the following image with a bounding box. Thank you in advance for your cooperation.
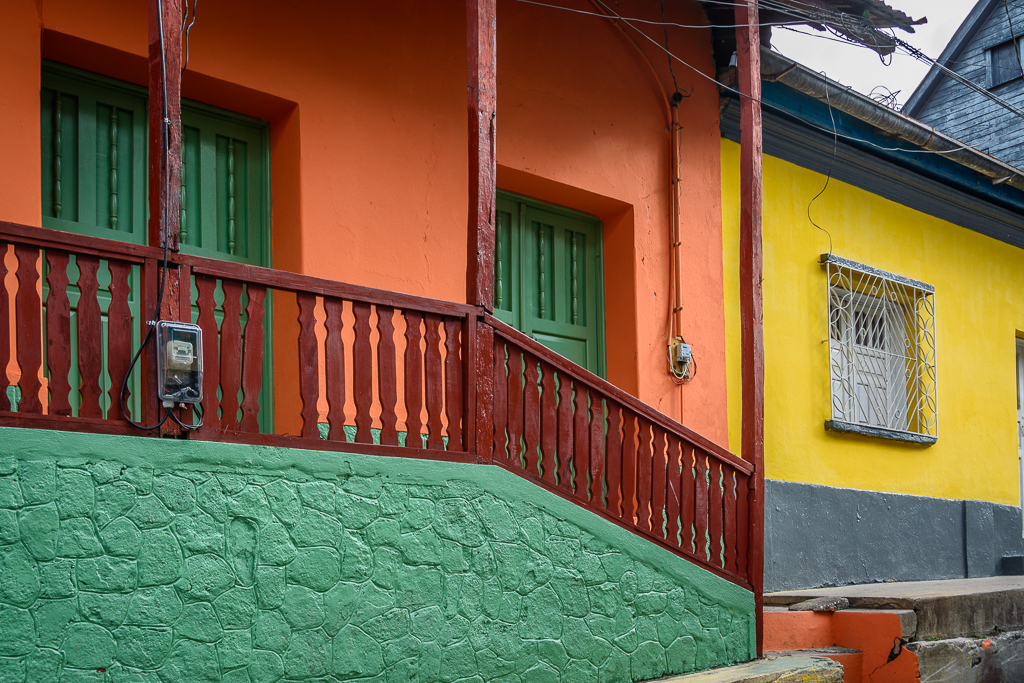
[673,342,692,365]
[156,321,203,404]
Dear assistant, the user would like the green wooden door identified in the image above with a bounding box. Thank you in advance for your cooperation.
[38,62,273,427]
[494,192,605,376]
[40,65,148,417]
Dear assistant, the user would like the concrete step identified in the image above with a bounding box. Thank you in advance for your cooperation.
[768,648,862,683]
[908,630,1024,683]
[650,654,843,682]
[763,607,919,682]
[765,576,1024,639]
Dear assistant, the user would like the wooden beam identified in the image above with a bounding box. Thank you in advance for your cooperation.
[147,0,183,433]
[148,0,182,266]
[466,0,497,311]
[735,0,766,657]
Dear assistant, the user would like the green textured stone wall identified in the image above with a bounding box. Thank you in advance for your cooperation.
[0,427,754,682]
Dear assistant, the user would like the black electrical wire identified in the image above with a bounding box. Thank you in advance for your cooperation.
[807,73,836,258]
[119,0,184,433]
[182,0,199,75]
[1004,0,1024,81]
[660,0,681,95]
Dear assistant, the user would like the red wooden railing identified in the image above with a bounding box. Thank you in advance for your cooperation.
[487,318,754,587]
[0,221,755,590]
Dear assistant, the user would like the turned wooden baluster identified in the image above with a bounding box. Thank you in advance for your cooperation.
[324,297,347,441]
[296,291,319,439]
[13,246,43,413]
[44,250,72,417]
[588,390,605,506]
[74,256,102,419]
[424,314,444,450]
[650,427,668,540]
[522,353,541,477]
[377,306,399,446]
[635,418,653,533]
[444,317,462,450]
[219,280,244,430]
[605,402,623,517]
[506,345,524,467]
[0,242,9,411]
[665,434,683,549]
[694,451,709,561]
[106,260,133,420]
[403,310,423,448]
[708,459,725,569]
[620,411,638,523]
[491,339,508,459]
[351,301,373,444]
[539,362,557,485]
[681,445,697,556]
[556,371,574,491]
[239,285,266,432]
[195,275,221,428]
[723,464,739,575]
[570,381,588,497]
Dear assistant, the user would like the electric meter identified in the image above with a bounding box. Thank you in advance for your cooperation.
[156,321,203,403]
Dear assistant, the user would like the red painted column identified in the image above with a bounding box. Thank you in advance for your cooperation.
[466,0,497,311]
[145,0,184,431]
[735,0,766,656]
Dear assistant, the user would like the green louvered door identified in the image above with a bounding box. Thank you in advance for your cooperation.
[39,62,272,426]
[40,65,148,417]
[493,192,605,376]
[179,103,270,264]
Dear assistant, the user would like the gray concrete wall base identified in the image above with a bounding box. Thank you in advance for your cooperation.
[765,480,1024,592]
[909,631,1024,683]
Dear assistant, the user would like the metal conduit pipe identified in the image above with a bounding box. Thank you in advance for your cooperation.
[760,48,1024,194]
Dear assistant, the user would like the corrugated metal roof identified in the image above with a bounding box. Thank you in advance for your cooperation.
[819,0,927,32]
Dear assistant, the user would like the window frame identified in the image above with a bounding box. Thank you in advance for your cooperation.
[823,254,937,444]
[41,60,272,268]
[494,191,606,377]
[988,38,1023,89]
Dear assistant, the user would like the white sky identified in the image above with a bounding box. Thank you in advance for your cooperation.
[769,0,978,107]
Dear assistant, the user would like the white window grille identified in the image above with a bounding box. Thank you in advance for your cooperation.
[823,255,937,443]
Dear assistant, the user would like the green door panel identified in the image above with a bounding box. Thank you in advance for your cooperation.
[494,191,605,376]
[41,66,149,243]
[532,332,589,369]
[179,103,270,266]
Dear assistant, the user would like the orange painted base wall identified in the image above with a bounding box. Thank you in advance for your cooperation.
[0,0,731,446]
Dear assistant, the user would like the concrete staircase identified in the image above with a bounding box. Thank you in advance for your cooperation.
[650,577,1024,683]
[763,577,1024,683]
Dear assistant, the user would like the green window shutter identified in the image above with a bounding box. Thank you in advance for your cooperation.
[180,103,270,267]
[41,63,148,244]
[494,191,605,376]
[40,62,271,267]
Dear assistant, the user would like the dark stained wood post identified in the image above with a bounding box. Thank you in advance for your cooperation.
[466,0,497,310]
[145,0,184,431]
[735,0,765,656]
[467,0,497,461]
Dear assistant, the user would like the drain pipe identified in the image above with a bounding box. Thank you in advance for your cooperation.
[760,48,1024,193]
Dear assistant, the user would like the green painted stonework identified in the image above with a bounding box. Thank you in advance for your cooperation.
[0,427,754,682]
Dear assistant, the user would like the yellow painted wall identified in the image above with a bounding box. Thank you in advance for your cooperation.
[722,138,1024,505]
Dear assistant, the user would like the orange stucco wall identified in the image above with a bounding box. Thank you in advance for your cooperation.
[0,0,731,448]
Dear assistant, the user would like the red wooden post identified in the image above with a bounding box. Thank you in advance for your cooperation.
[466,0,497,311]
[736,0,766,656]
[147,0,184,434]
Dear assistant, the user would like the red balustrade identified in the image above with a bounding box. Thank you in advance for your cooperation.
[0,220,755,589]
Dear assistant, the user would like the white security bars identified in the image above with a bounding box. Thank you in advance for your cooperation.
[823,255,937,443]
